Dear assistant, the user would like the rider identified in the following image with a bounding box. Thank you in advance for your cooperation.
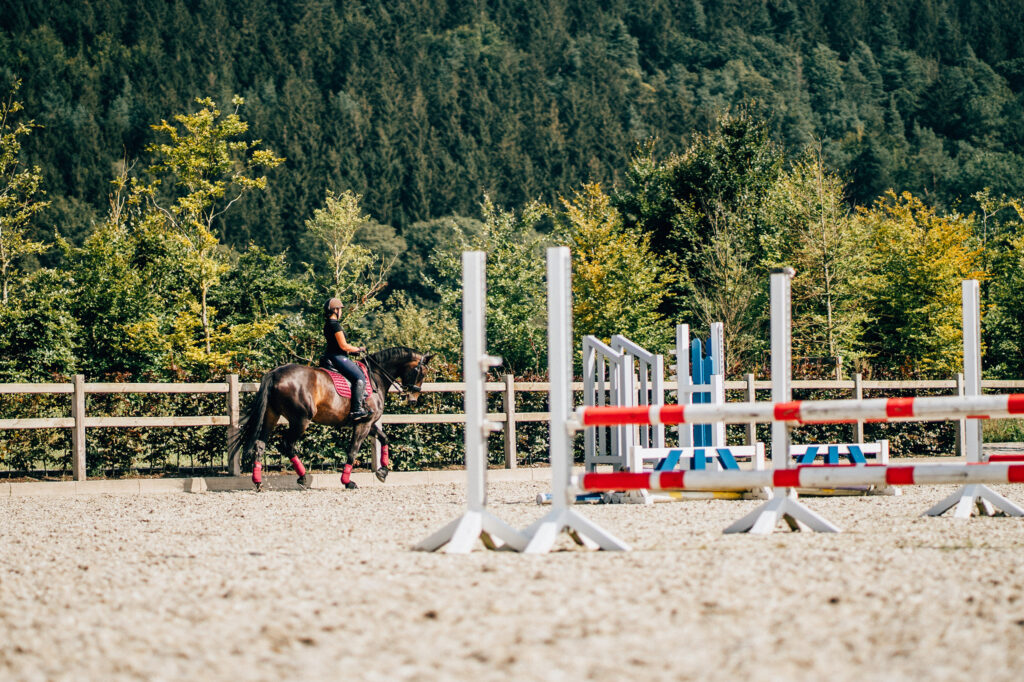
[323,297,370,422]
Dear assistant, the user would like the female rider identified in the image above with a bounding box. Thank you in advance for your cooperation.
[323,297,369,422]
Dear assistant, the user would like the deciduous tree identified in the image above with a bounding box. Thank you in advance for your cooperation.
[556,183,669,353]
[0,81,48,305]
[140,96,283,357]
[856,191,983,377]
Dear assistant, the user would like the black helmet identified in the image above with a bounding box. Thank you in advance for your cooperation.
[324,297,343,317]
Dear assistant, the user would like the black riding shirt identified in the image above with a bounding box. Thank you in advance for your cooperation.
[324,318,348,356]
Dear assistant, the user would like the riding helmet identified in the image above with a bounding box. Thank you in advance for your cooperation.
[324,297,343,316]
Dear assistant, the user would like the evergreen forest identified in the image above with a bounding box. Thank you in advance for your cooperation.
[3,0,1024,472]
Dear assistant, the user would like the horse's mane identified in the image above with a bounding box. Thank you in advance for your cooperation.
[367,346,420,365]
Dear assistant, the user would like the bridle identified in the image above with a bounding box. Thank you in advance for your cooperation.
[363,353,424,396]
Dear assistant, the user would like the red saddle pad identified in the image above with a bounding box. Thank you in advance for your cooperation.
[319,363,373,398]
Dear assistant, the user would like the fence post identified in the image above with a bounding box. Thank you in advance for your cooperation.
[72,374,86,481]
[853,373,864,444]
[503,374,517,468]
[227,374,240,476]
[745,373,756,446]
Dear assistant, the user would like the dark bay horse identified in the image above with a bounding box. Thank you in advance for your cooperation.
[230,347,432,490]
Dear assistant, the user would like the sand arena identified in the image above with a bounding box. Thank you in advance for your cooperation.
[3,479,1024,681]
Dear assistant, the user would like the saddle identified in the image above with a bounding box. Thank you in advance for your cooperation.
[317,357,373,398]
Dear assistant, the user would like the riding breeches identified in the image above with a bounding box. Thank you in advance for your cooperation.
[326,354,364,388]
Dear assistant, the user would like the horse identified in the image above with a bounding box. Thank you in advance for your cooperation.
[229,347,433,491]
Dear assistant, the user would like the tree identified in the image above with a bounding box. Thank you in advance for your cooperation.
[0,80,48,305]
[140,96,284,356]
[555,183,669,353]
[856,191,983,377]
[304,189,394,321]
[432,197,550,377]
[766,149,869,377]
[0,269,77,381]
[983,198,1024,377]
[209,244,300,376]
[615,110,785,371]
[66,125,285,380]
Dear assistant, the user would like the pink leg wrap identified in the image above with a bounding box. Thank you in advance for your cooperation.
[380,445,390,468]
[252,460,262,485]
[290,456,306,477]
[341,464,353,485]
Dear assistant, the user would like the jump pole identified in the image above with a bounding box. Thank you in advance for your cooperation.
[414,251,528,553]
[924,280,1024,518]
[522,247,630,553]
[572,462,1024,494]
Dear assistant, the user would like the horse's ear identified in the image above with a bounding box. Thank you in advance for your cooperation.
[421,353,434,365]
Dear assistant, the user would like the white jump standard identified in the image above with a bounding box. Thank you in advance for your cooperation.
[924,280,1024,518]
[415,251,528,553]
[522,247,630,553]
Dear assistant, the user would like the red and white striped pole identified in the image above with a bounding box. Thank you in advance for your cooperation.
[566,275,1024,531]
[572,462,1024,495]
[571,393,1024,429]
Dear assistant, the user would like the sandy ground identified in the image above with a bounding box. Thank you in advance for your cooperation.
[3,481,1024,682]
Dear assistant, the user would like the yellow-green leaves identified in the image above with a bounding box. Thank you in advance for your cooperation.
[857,191,983,377]
[139,96,284,372]
[558,183,668,352]
[304,189,393,320]
[0,80,49,305]
[766,151,869,377]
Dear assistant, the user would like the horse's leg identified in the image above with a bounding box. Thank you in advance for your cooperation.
[280,417,311,489]
[252,408,278,492]
[371,422,390,482]
[340,422,375,490]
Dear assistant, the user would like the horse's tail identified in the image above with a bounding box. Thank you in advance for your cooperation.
[229,371,274,471]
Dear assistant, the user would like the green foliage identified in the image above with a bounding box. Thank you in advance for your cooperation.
[432,198,550,377]
[555,183,669,353]
[7,1,1024,269]
[369,291,457,372]
[615,111,784,371]
[0,268,77,381]
[857,191,984,377]
[8,4,1024,473]
[304,190,393,316]
[984,200,1024,377]
[0,79,48,305]
[766,150,869,376]
[137,96,283,370]
[390,215,484,305]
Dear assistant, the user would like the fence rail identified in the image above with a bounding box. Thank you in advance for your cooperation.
[3,374,1024,481]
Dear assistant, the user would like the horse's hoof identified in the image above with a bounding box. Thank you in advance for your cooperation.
[375,466,389,482]
[345,481,358,490]
[297,474,309,489]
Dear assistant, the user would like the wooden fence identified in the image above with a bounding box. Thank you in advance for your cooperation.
[2,374,1024,480]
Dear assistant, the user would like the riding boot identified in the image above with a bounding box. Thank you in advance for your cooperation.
[349,379,370,422]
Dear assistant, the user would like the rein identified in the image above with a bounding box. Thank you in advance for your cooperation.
[363,352,406,394]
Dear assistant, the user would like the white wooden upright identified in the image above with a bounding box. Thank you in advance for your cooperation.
[522,247,630,553]
[414,251,528,552]
[724,268,839,534]
[925,280,1024,518]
